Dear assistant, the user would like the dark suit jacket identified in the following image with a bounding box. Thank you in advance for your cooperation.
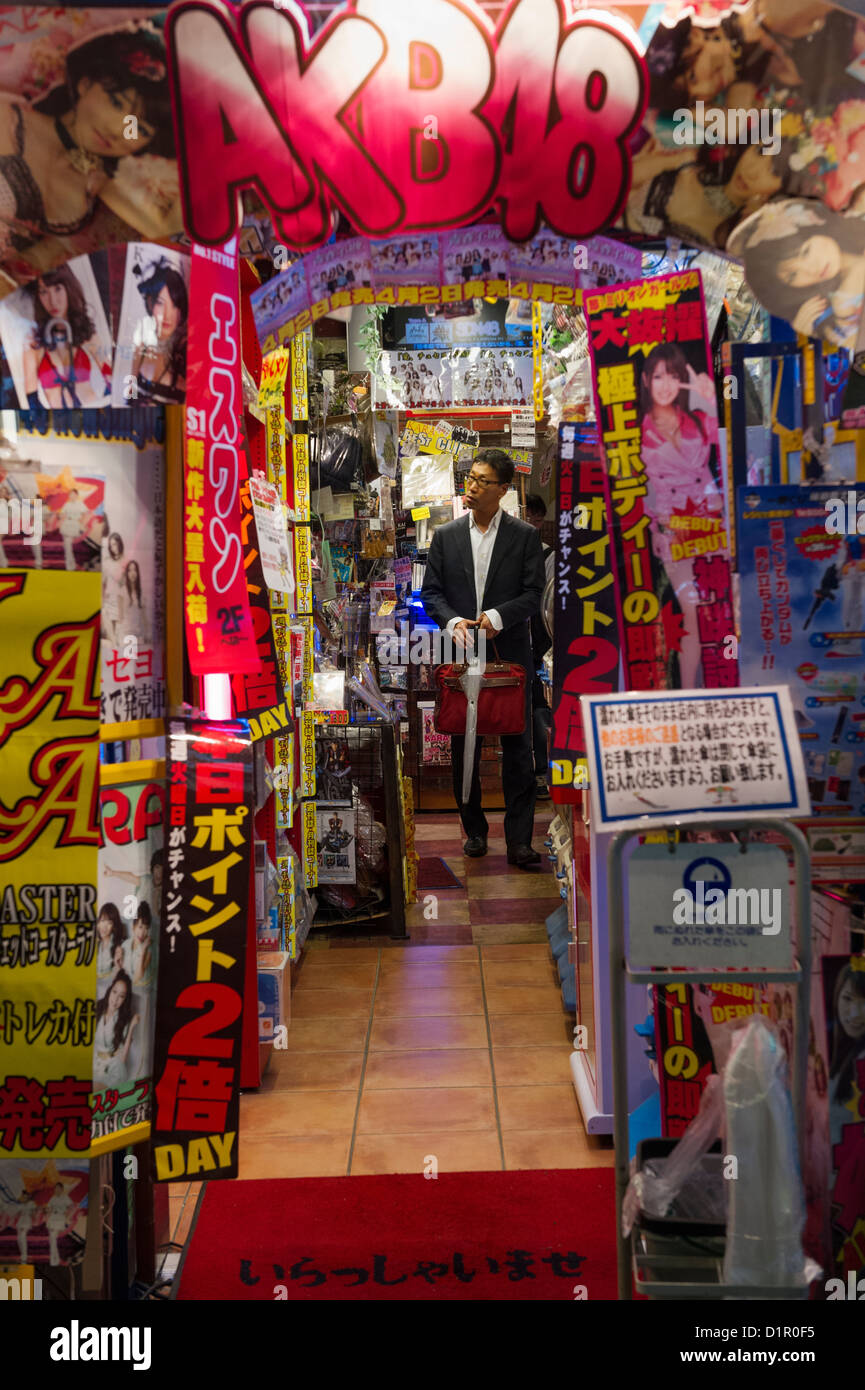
[421,510,545,671]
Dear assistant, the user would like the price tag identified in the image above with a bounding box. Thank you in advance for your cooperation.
[411,504,431,520]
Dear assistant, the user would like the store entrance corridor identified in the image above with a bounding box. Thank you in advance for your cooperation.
[168,812,611,1243]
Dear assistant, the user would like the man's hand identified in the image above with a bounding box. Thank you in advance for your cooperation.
[477,612,499,636]
[452,618,479,651]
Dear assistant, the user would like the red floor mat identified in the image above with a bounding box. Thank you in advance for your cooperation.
[177,1167,617,1300]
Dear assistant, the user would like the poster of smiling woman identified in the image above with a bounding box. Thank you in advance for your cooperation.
[0,8,181,292]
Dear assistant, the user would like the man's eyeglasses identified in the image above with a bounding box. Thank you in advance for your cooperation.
[465,473,500,489]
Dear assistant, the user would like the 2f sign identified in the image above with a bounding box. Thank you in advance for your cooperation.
[168,0,646,250]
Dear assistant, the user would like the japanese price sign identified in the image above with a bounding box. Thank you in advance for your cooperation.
[300,712,316,799]
[584,270,737,695]
[550,424,619,802]
[582,687,810,831]
[302,800,318,890]
[294,525,313,616]
[152,720,252,1182]
[0,571,101,1159]
[510,407,535,450]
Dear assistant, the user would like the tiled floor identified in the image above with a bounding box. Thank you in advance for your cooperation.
[167,811,611,1236]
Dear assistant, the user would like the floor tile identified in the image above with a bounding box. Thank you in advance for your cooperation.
[290,989,374,1020]
[470,921,549,945]
[276,1018,369,1051]
[489,1013,575,1047]
[369,1015,489,1051]
[376,961,481,987]
[497,1083,583,1131]
[492,1046,575,1087]
[238,1089,358,1137]
[269,1053,364,1091]
[501,1128,615,1170]
[482,960,558,989]
[386,945,479,964]
[356,1086,496,1134]
[468,875,558,899]
[406,900,470,927]
[481,943,554,961]
[373,985,485,1017]
[236,1135,351,1179]
[485,985,569,1016]
[470,899,558,924]
[404,923,475,945]
[363,1049,492,1090]
[350,1131,502,1175]
[295,960,379,991]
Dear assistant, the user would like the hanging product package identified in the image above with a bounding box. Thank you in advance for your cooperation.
[314,423,363,492]
[722,1017,822,1292]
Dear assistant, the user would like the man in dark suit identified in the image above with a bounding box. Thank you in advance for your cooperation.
[421,448,545,868]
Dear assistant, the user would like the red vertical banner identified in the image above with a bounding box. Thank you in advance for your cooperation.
[584,270,737,693]
[184,239,258,673]
[151,719,253,1182]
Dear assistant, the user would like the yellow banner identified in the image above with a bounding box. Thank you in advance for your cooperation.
[0,571,101,1159]
[294,525,312,615]
[258,348,289,412]
[302,800,318,890]
[293,432,311,523]
[300,712,316,799]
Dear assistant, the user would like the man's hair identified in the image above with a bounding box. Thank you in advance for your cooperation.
[473,447,514,487]
[525,493,546,518]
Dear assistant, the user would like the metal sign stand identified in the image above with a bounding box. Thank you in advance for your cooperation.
[608,818,812,1300]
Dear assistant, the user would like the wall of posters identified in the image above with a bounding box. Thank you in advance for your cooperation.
[0,569,101,1159]
[585,269,738,693]
[94,778,165,1149]
[151,720,252,1183]
[0,1157,89,1267]
[550,422,619,802]
[0,8,181,292]
[737,484,865,817]
[0,251,112,409]
[17,426,166,725]
[112,243,190,407]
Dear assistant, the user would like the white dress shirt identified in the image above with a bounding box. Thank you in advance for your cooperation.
[446,508,503,637]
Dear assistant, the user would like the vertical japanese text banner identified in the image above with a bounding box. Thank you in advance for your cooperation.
[185,239,259,674]
[0,571,101,1159]
[550,423,619,801]
[151,720,253,1182]
[584,270,738,693]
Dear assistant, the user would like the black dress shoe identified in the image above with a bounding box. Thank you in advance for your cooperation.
[463,836,488,857]
[507,844,541,869]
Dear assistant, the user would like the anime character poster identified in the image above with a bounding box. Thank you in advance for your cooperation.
[585,268,738,692]
[0,251,112,409]
[94,779,164,1149]
[316,803,356,883]
[823,953,865,1282]
[0,569,101,1160]
[0,1158,88,1267]
[0,457,104,571]
[625,1,865,258]
[112,242,189,406]
[737,485,865,817]
[17,425,165,725]
[0,9,182,292]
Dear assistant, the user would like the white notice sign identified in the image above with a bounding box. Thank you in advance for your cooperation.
[510,407,536,449]
[582,686,810,831]
[628,842,793,968]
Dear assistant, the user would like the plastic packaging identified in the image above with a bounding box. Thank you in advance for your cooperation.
[722,1017,821,1290]
[622,1075,724,1237]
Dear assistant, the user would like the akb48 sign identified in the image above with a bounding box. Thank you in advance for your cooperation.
[167,0,646,251]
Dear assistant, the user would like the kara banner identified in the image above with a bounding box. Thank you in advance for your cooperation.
[0,569,101,1159]
[550,422,619,801]
[167,0,646,253]
[585,269,738,692]
[151,718,252,1182]
[184,238,258,675]
[16,426,166,726]
[94,778,165,1150]
[737,484,865,817]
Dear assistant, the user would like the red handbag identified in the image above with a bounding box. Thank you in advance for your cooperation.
[433,643,526,736]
